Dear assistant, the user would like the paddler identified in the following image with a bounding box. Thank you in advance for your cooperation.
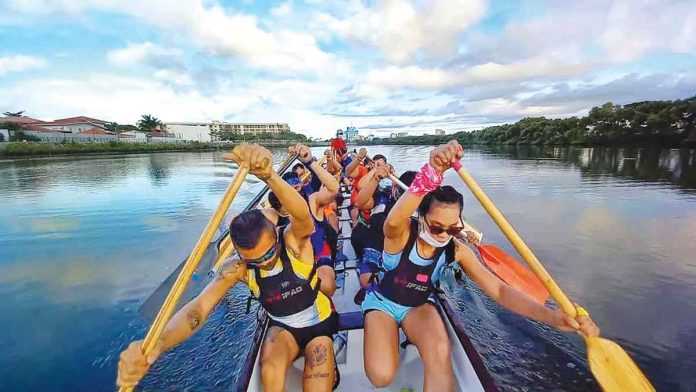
[263,143,340,296]
[117,144,338,392]
[361,141,600,392]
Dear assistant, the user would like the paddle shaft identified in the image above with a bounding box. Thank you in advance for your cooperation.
[120,165,250,392]
[452,162,576,316]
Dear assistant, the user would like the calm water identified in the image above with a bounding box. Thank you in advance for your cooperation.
[1,146,695,391]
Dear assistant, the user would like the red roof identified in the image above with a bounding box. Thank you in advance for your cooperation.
[21,124,54,132]
[78,128,115,135]
[51,116,107,125]
[0,116,43,124]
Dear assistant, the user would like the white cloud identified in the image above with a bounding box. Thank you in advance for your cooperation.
[6,0,336,75]
[463,0,696,65]
[0,55,47,75]
[316,0,486,63]
[270,2,293,18]
[365,58,595,91]
[152,69,194,87]
[107,42,182,67]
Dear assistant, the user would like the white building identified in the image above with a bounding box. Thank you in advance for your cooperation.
[435,129,445,136]
[164,122,212,142]
[211,121,289,136]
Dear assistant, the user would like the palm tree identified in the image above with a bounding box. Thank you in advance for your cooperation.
[137,114,163,135]
[3,110,25,117]
[105,122,119,133]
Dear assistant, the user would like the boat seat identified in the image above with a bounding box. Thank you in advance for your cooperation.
[337,311,364,331]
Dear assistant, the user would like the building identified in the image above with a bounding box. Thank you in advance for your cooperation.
[345,126,359,142]
[435,129,445,136]
[164,122,212,142]
[397,132,408,137]
[211,121,289,136]
[35,116,108,133]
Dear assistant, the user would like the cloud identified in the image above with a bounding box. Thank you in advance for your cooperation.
[315,0,486,63]
[521,73,696,112]
[364,58,595,91]
[270,2,293,18]
[0,73,258,124]
[107,42,183,68]
[6,0,335,74]
[0,55,46,75]
[461,0,696,66]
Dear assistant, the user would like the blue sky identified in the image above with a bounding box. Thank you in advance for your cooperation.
[0,0,694,138]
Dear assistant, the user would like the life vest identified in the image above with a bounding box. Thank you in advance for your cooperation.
[251,227,321,317]
[377,219,455,307]
[310,213,338,262]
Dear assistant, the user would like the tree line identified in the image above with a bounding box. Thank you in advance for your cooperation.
[359,96,696,147]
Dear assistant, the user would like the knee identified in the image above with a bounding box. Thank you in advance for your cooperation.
[260,358,286,390]
[366,364,397,388]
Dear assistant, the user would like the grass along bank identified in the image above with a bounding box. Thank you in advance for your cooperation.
[0,141,233,157]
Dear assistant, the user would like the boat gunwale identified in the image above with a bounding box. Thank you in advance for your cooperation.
[436,294,499,392]
[235,314,269,392]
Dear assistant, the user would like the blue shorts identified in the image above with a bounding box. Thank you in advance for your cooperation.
[361,290,415,325]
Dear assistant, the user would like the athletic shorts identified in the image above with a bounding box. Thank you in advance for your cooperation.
[361,291,435,325]
[268,312,338,353]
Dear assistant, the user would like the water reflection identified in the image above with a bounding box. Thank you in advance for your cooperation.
[483,145,696,192]
[1,147,695,391]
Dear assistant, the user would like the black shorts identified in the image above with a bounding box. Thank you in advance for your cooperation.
[268,312,338,353]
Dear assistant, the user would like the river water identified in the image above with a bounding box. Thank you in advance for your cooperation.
[1,146,695,391]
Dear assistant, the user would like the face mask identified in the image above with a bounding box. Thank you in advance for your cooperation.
[418,218,452,248]
[378,178,392,192]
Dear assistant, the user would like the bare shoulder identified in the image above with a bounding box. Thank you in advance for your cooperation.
[215,258,247,282]
[261,208,278,224]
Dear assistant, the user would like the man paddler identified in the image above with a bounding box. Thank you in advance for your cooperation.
[117,143,338,392]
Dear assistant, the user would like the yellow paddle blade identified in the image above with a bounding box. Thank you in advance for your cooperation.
[586,337,655,392]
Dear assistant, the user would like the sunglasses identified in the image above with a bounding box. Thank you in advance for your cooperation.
[424,216,464,236]
[284,177,302,187]
[242,242,279,265]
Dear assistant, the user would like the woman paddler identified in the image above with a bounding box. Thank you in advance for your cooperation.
[361,141,601,392]
[117,144,338,392]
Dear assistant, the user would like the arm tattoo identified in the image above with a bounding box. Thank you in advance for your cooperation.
[187,309,201,331]
[308,344,328,368]
[215,260,240,281]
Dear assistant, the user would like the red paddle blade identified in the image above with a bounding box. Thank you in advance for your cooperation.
[478,244,550,305]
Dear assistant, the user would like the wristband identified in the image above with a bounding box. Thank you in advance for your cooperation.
[408,163,443,197]
[303,156,317,166]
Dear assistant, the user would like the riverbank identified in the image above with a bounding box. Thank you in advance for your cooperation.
[0,141,235,158]
[0,140,331,158]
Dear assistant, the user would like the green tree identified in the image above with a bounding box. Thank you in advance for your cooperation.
[137,114,163,134]
[105,122,119,133]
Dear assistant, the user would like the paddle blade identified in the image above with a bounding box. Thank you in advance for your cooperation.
[586,337,655,392]
[478,244,550,305]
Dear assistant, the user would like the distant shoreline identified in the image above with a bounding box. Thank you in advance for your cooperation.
[0,140,332,158]
[0,141,233,158]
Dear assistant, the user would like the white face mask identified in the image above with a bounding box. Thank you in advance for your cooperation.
[418,218,452,248]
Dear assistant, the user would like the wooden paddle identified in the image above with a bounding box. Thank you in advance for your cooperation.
[385,170,549,303]
[451,160,655,392]
[120,164,250,392]
[477,243,549,304]
[137,153,300,321]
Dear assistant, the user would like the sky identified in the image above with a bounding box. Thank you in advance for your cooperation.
[0,0,694,138]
